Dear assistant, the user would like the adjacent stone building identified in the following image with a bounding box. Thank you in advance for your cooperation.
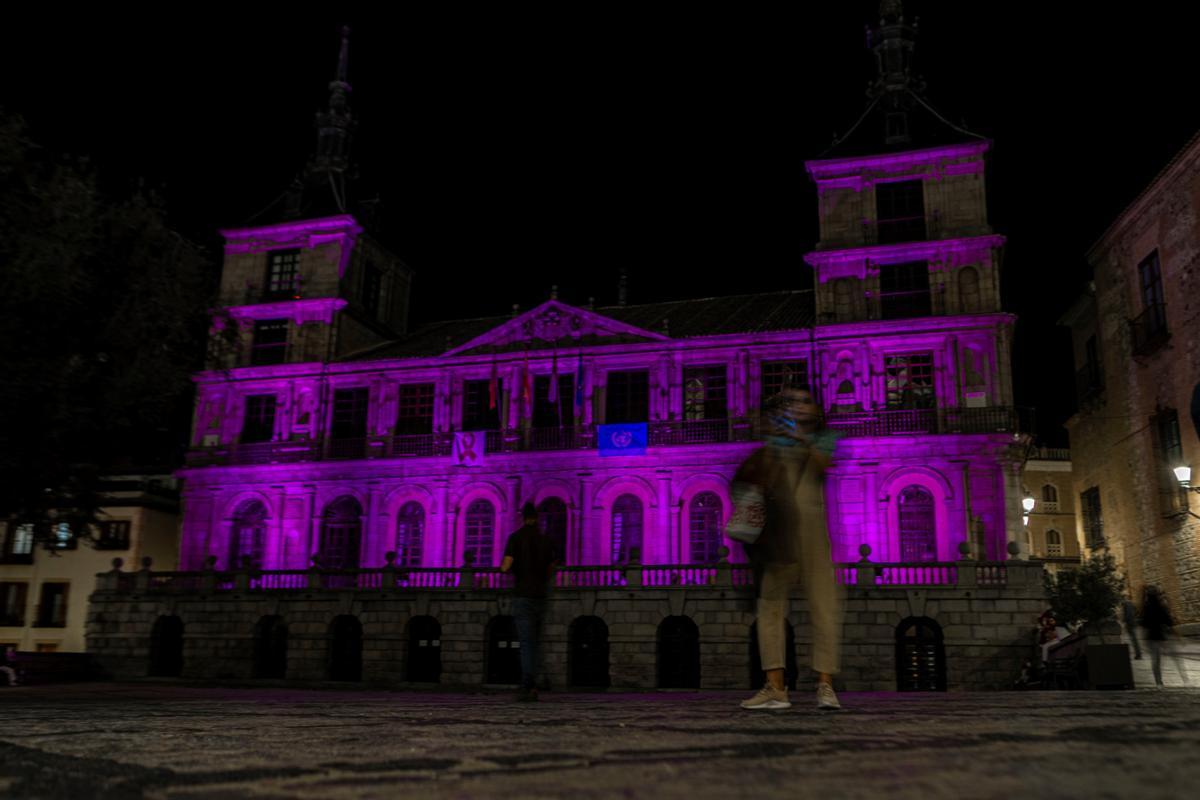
[1061,130,1200,625]
[2,476,179,653]
[1020,447,1081,571]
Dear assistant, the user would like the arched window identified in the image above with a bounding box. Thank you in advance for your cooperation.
[1041,484,1059,512]
[230,500,268,570]
[1046,529,1063,557]
[688,491,723,563]
[898,485,936,562]
[958,266,981,313]
[537,497,568,564]
[320,497,362,570]
[610,494,643,564]
[395,501,424,568]
[464,499,495,566]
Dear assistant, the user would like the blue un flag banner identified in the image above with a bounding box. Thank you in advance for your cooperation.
[597,423,648,457]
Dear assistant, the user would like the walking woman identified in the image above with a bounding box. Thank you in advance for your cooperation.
[735,387,844,710]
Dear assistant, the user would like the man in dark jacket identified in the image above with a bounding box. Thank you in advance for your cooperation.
[500,502,557,700]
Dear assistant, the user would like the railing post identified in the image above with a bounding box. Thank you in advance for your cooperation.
[382,551,397,589]
[307,555,323,590]
[623,548,643,588]
[201,556,217,592]
[460,551,476,590]
[234,556,252,592]
[856,544,875,587]
[135,556,153,592]
[957,541,977,588]
[716,546,732,586]
[101,558,124,592]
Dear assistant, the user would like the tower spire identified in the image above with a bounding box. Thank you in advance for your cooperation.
[306,26,356,212]
[866,1,923,145]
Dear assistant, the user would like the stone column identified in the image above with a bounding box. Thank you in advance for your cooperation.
[578,474,595,564]
[657,472,673,563]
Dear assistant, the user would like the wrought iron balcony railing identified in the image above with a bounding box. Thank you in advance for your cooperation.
[1130,304,1169,356]
[185,407,1031,468]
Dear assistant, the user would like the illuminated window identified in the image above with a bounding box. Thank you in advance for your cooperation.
[611,495,642,564]
[395,501,424,568]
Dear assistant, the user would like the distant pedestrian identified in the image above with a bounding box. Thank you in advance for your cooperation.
[1141,586,1189,687]
[0,646,17,687]
[1121,594,1142,660]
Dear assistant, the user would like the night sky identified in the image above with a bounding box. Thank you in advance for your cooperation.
[3,4,1197,446]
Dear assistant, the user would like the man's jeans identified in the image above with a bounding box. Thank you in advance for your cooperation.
[512,597,547,689]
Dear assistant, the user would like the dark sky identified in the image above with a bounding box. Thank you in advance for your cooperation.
[3,4,1197,446]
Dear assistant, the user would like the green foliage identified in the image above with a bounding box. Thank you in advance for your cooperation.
[0,112,215,546]
[1042,551,1126,630]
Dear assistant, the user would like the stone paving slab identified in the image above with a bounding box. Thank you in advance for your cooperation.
[1,683,1198,799]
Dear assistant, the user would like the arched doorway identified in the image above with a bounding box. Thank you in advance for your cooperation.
[748,620,797,690]
[895,616,946,691]
[148,615,184,677]
[569,616,610,689]
[252,615,288,679]
[485,615,521,685]
[657,616,700,689]
[328,615,363,682]
[406,616,442,683]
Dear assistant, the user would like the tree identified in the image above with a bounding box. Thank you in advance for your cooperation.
[0,112,216,548]
[1042,551,1126,631]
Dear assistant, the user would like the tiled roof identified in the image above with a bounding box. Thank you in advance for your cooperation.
[343,290,814,361]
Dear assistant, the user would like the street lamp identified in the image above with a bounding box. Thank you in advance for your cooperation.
[1022,513,1030,527]
[1021,495,1036,513]
[1174,465,1200,493]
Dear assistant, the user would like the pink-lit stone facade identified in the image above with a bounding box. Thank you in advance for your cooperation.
[179,142,1028,574]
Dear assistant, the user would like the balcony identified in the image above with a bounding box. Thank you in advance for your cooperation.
[825,406,1031,437]
[184,407,1032,468]
[1074,363,1105,406]
[649,419,729,446]
[527,426,594,451]
[1130,304,1169,356]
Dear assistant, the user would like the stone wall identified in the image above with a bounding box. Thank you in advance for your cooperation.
[87,561,1049,691]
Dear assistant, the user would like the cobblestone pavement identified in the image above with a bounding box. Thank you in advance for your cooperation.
[1,683,1198,799]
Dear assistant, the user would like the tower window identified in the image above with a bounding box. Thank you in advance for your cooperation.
[265,250,300,299]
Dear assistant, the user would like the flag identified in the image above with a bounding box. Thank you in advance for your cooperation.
[574,351,584,413]
[453,432,486,467]
[522,351,532,412]
[548,350,559,404]
[488,356,498,410]
[598,423,648,457]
